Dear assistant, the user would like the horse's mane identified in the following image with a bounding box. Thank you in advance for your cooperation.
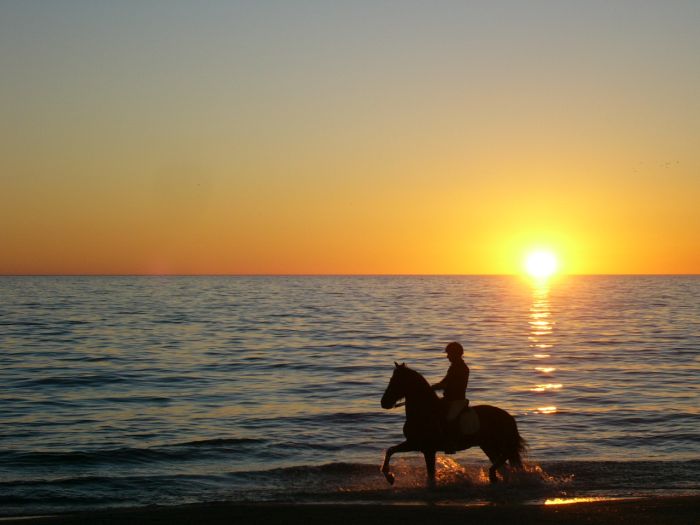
[399,365,440,402]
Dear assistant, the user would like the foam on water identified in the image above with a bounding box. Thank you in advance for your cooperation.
[2,458,698,516]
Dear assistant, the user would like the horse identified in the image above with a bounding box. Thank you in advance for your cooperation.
[380,362,526,486]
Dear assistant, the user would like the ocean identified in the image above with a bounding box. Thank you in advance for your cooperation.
[1,276,698,516]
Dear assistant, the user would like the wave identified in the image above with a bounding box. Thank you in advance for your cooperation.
[16,373,130,387]
[0,438,266,467]
[171,437,264,448]
[599,435,700,449]
[1,459,698,517]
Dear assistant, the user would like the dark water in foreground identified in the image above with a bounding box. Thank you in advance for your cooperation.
[1,276,699,515]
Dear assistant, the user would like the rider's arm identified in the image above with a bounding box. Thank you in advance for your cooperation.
[433,364,459,391]
[431,375,447,391]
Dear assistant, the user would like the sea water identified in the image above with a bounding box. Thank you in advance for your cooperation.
[1,276,698,515]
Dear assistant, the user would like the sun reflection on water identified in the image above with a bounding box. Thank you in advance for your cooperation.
[544,497,620,505]
[530,383,562,393]
[528,281,561,414]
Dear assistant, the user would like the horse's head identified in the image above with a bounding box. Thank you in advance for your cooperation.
[381,362,410,409]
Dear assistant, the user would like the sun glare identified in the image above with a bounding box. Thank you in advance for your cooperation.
[524,250,558,279]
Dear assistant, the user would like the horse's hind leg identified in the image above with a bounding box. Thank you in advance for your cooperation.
[481,445,507,484]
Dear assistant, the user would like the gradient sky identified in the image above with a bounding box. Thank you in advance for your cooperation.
[1,1,698,274]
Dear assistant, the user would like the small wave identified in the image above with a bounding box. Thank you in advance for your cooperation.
[0,473,211,515]
[0,321,46,326]
[0,438,267,467]
[166,437,265,448]
[18,374,128,387]
[263,462,381,477]
[99,395,172,404]
[255,411,386,426]
[541,460,700,491]
[602,433,700,447]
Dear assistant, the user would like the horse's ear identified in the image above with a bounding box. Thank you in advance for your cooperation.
[400,362,406,368]
[394,361,399,368]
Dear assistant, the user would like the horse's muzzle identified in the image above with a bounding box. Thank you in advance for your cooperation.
[380,395,397,409]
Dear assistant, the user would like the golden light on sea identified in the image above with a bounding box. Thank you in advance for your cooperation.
[544,497,618,505]
[530,383,563,393]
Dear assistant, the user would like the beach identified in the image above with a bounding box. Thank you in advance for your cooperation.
[4,496,699,525]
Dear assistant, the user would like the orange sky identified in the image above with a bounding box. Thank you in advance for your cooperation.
[1,2,699,275]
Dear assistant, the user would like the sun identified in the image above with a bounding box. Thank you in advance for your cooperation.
[524,250,558,279]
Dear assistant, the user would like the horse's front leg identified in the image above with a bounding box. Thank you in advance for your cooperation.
[381,441,414,485]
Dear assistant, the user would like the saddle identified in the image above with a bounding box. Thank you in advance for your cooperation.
[458,407,480,435]
[446,400,480,436]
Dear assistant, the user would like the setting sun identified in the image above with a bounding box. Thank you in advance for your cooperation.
[524,251,559,279]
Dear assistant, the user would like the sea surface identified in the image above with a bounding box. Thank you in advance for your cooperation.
[1,276,699,516]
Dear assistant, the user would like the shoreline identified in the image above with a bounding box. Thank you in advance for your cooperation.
[3,495,699,525]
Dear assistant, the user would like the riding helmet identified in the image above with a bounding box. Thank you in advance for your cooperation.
[445,341,463,357]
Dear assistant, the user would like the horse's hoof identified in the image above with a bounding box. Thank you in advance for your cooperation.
[384,472,395,485]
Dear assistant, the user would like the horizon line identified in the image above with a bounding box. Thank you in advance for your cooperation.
[1,273,698,277]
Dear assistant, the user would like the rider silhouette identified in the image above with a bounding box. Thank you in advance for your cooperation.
[431,341,469,454]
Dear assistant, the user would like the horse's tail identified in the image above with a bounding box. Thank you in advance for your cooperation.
[507,418,527,469]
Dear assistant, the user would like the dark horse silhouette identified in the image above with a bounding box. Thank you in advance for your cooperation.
[380,362,526,486]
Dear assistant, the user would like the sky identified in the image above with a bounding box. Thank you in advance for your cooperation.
[1,1,699,275]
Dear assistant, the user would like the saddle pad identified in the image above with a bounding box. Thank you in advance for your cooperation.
[459,408,480,436]
[447,400,470,420]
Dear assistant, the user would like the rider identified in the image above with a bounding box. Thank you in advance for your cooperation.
[431,341,470,454]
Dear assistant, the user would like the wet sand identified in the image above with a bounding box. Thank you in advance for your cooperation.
[4,496,699,525]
